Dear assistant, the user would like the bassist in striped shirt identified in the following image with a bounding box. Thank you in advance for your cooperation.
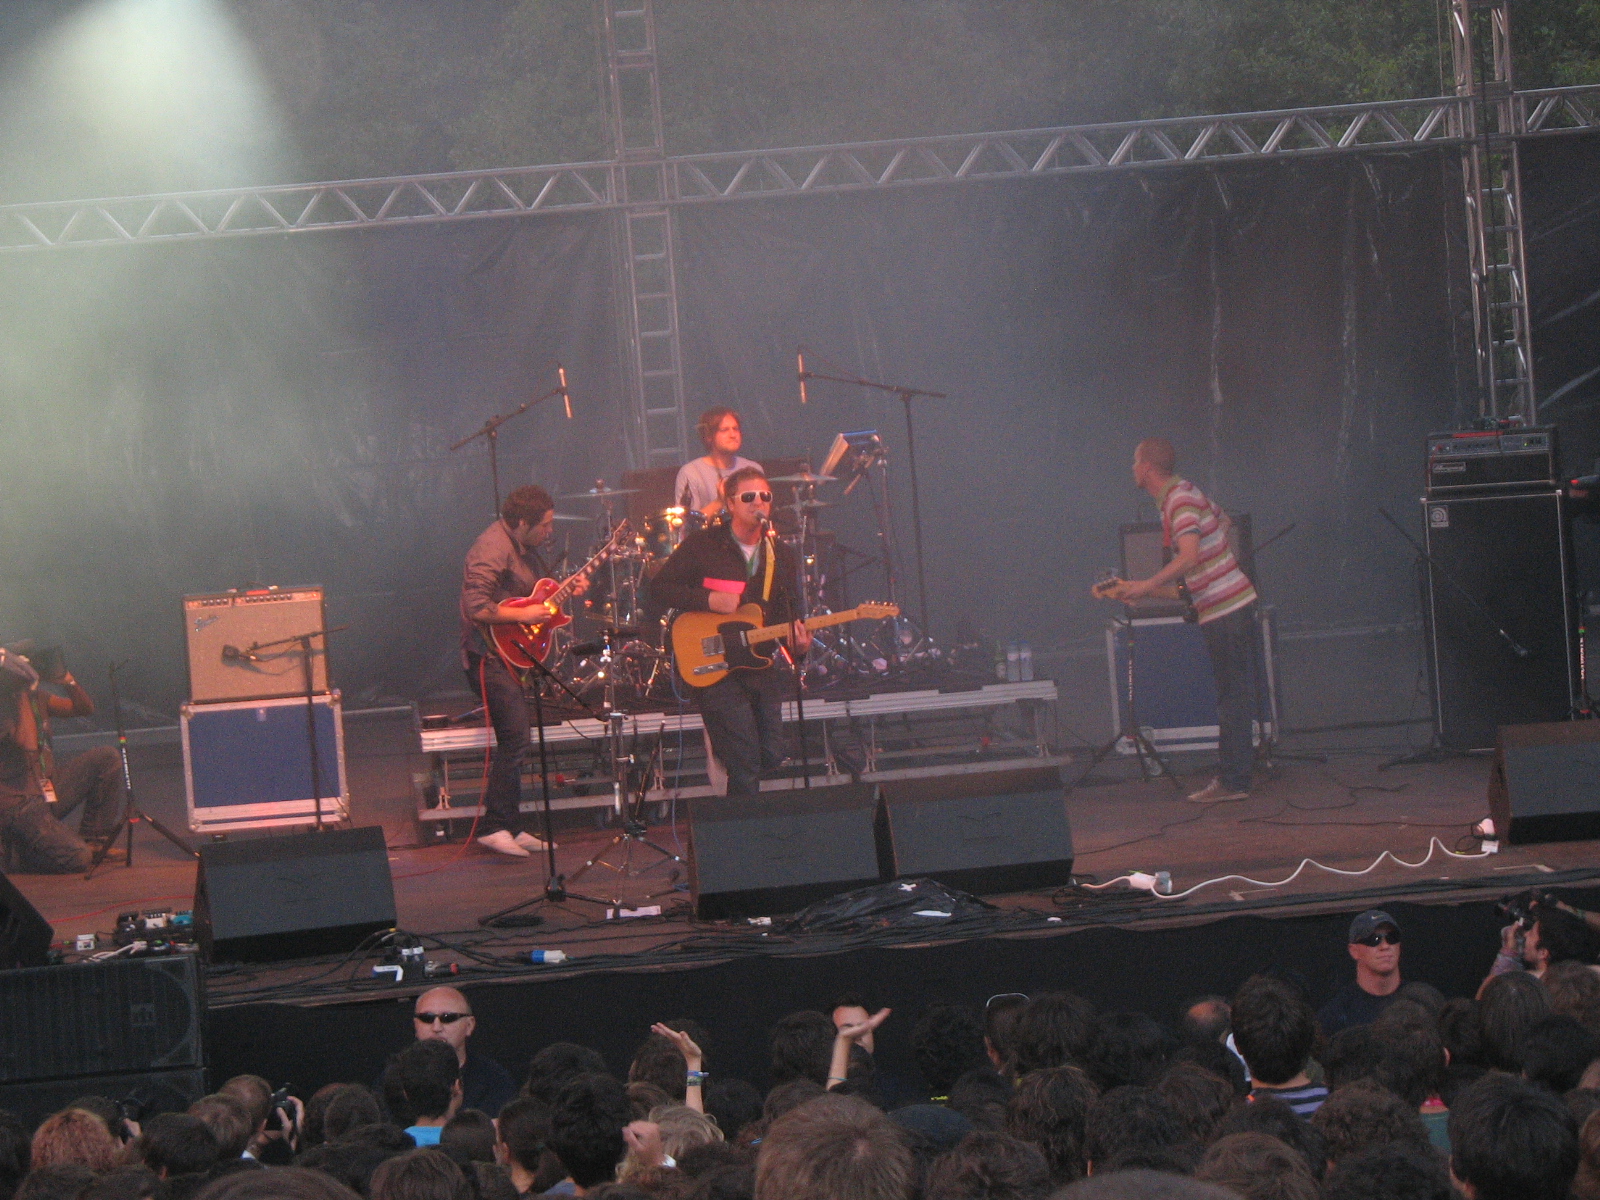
[1098,438,1259,802]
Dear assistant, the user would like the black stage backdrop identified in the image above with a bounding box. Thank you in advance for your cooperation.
[11,142,1594,719]
[205,893,1525,1102]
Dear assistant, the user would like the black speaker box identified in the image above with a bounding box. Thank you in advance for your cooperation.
[195,826,396,962]
[0,871,52,970]
[0,955,202,1084]
[1488,720,1600,845]
[0,1067,207,1130]
[687,784,881,919]
[876,766,1075,895]
[1423,492,1578,750]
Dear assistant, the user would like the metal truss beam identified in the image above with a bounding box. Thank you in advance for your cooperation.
[1,88,1597,255]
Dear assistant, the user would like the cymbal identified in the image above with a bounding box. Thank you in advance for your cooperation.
[780,499,834,511]
[561,486,640,500]
[768,471,837,484]
[552,513,591,522]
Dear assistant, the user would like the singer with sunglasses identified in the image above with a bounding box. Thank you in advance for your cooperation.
[1316,909,1406,1037]
[647,467,810,796]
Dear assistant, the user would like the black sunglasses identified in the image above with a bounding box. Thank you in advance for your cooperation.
[414,1011,471,1024]
[1354,931,1400,947]
[735,490,773,504]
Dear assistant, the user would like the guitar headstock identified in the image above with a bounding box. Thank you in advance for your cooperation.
[856,602,901,620]
[1090,571,1123,600]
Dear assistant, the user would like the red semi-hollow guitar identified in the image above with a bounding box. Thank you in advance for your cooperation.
[489,522,629,671]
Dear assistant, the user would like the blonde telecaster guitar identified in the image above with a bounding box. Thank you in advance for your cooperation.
[671,602,900,687]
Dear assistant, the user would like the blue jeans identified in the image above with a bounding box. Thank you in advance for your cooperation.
[1201,604,1257,792]
[465,654,531,836]
[697,667,789,795]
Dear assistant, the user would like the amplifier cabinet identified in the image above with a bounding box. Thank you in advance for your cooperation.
[1422,491,1578,750]
[184,588,329,702]
[182,693,349,833]
[1426,426,1557,496]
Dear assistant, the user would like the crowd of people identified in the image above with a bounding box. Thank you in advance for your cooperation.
[6,900,1600,1200]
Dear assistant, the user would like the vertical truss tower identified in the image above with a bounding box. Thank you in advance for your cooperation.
[601,0,690,469]
[1451,0,1536,423]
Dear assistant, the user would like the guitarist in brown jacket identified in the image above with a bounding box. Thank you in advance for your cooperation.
[647,466,811,796]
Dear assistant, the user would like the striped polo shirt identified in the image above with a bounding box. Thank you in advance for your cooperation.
[1159,477,1257,623]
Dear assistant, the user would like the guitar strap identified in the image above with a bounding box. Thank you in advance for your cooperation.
[761,534,775,604]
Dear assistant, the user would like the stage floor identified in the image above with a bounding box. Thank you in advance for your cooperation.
[14,742,1595,1008]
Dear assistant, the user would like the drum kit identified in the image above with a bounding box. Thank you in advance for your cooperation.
[539,464,917,703]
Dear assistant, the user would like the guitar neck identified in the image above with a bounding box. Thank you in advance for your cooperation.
[547,530,624,604]
[746,608,869,646]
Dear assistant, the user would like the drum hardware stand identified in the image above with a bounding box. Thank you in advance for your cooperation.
[1068,606,1182,794]
[1374,505,1519,768]
[85,660,197,879]
[564,628,682,902]
[449,367,573,515]
[245,626,348,830]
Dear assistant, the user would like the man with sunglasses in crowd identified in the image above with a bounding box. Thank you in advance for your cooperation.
[1317,909,1404,1037]
[648,466,810,796]
[409,986,517,1118]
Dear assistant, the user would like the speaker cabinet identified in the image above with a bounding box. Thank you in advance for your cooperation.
[687,784,881,919]
[1423,492,1578,751]
[876,767,1075,895]
[0,871,52,970]
[194,826,396,963]
[184,588,329,703]
[0,1067,207,1130]
[1488,720,1600,845]
[0,955,202,1084]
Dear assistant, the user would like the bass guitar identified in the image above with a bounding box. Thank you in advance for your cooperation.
[671,602,900,687]
[1091,572,1198,623]
[489,522,630,671]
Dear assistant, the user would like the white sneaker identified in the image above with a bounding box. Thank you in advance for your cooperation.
[514,831,553,852]
[476,830,531,857]
[1187,778,1250,803]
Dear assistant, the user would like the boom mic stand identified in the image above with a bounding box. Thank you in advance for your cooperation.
[450,366,574,516]
[246,626,348,829]
[85,661,197,878]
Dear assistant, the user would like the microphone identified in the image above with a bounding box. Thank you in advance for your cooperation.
[797,348,808,405]
[557,364,572,419]
[221,644,258,664]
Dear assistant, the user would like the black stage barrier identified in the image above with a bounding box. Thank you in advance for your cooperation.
[206,891,1575,1100]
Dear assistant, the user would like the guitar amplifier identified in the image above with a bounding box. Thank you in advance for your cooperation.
[183,588,329,702]
[1426,427,1557,496]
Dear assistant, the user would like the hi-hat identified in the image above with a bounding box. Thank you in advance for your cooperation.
[768,471,836,485]
[781,499,834,511]
[562,486,640,500]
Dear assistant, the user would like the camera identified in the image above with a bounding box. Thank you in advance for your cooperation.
[1496,888,1559,930]
[270,1084,294,1125]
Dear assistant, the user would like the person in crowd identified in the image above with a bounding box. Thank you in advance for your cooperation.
[1487,902,1597,983]
[0,1111,30,1200]
[982,993,1028,1075]
[369,1147,472,1200]
[523,1045,609,1106]
[218,1076,299,1163]
[1083,1012,1175,1091]
[1436,996,1487,1103]
[81,1167,162,1200]
[1448,1071,1578,1200]
[188,1096,254,1162]
[1081,1086,1188,1176]
[493,1098,557,1196]
[702,1078,762,1144]
[1179,996,1231,1045]
[1542,959,1600,1030]
[545,1074,631,1197]
[1476,969,1551,1071]
[946,1068,1011,1132]
[768,1012,835,1087]
[1052,1172,1237,1199]
[910,1005,988,1103]
[1321,1141,1455,1200]
[1522,1012,1600,1092]
[1571,1109,1600,1200]
[1008,993,1096,1077]
[753,1094,912,1200]
[1153,1061,1237,1145]
[623,1083,669,1122]
[320,1089,383,1146]
[384,1041,464,1146]
[13,1164,97,1200]
[410,988,518,1118]
[1309,1081,1433,1168]
[1318,910,1405,1036]
[1214,1095,1327,1182]
[921,1131,1050,1200]
[1193,1131,1318,1200]
[1004,1067,1097,1187]
[1230,976,1326,1115]
[438,1110,496,1165]
[191,1166,363,1200]
[300,1086,356,1151]
[130,1114,221,1183]
[28,1110,119,1172]
[294,1125,413,1198]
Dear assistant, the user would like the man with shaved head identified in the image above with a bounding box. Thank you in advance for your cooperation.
[411,986,518,1117]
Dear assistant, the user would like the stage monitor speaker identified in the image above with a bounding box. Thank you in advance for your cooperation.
[876,767,1075,895]
[1487,720,1600,845]
[194,826,396,963]
[0,870,52,970]
[0,955,202,1084]
[184,587,330,703]
[687,784,881,919]
[1423,492,1577,750]
[0,1067,207,1130]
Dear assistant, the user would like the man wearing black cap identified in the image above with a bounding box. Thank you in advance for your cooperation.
[1317,909,1403,1037]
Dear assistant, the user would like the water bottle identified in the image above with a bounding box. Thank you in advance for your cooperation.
[1006,642,1021,682]
[1019,642,1033,681]
[994,642,1008,681]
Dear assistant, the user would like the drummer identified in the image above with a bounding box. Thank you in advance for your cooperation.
[674,407,762,519]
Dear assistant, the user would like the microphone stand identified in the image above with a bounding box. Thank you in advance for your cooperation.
[798,364,944,643]
[450,369,573,516]
[247,626,348,829]
[85,661,197,878]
